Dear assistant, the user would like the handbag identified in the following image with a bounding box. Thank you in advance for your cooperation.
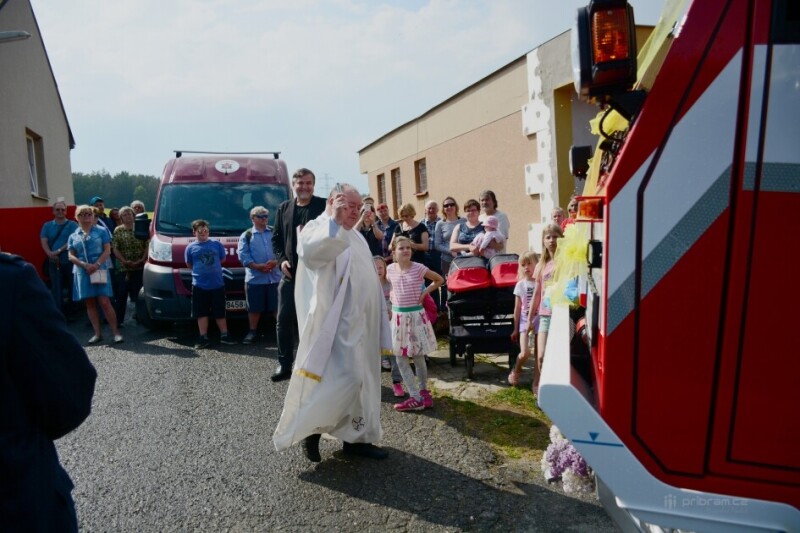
[90,269,108,284]
[81,231,108,284]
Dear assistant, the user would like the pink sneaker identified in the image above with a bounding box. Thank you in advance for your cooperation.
[508,369,520,386]
[420,389,433,409]
[394,397,424,412]
[392,383,405,397]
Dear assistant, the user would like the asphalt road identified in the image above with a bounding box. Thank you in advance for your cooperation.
[57,318,616,532]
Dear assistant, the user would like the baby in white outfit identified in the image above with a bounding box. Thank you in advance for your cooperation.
[471,215,506,259]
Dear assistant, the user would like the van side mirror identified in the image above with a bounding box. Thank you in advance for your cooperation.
[134,213,150,240]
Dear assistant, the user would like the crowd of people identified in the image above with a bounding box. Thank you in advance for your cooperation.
[39,196,151,345]
[33,171,581,465]
[269,175,581,462]
[3,164,587,533]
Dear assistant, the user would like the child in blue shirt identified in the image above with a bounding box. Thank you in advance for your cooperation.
[184,219,236,348]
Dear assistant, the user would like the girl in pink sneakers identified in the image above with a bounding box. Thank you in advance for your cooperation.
[508,251,539,386]
[386,237,444,411]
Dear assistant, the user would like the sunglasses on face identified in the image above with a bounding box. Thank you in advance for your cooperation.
[254,214,269,219]
[78,212,94,217]
[443,203,456,208]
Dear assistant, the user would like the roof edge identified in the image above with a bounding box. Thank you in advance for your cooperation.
[27,1,75,149]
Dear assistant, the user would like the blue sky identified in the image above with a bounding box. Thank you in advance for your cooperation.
[31,0,663,195]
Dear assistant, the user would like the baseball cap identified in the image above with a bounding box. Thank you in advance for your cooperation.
[89,196,104,204]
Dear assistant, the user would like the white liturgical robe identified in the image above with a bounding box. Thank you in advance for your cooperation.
[273,214,390,450]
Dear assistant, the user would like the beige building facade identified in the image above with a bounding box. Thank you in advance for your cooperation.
[0,0,74,208]
[358,27,652,254]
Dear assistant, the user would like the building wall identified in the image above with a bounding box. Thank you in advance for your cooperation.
[522,27,652,251]
[0,0,74,208]
[360,58,539,256]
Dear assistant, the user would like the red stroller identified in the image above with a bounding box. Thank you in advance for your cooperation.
[446,254,519,378]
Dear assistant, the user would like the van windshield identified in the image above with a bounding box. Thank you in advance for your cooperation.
[155,183,289,236]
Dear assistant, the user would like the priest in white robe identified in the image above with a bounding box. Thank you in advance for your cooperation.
[273,184,391,461]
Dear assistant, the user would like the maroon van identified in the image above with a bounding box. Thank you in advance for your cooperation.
[135,151,290,328]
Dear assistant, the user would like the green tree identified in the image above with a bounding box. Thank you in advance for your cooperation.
[132,185,147,203]
[73,171,159,209]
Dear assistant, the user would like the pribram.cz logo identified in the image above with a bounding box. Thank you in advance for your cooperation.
[664,494,748,513]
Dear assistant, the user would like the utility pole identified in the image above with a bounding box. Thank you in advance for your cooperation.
[320,173,334,196]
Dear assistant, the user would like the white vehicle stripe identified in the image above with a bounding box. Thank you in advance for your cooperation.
[607,52,742,334]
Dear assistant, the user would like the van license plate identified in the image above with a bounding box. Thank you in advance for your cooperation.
[226,300,246,311]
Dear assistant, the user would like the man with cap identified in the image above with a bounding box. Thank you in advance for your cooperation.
[237,206,281,345]
[90,196,116,234]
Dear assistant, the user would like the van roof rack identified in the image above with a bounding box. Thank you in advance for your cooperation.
[174,150,281,159]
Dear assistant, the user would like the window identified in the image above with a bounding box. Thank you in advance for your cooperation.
[377,173,386,204]
[391,168,402,210]
[156,183,289,236]
[26,131,46,197]
[414,158,427,193]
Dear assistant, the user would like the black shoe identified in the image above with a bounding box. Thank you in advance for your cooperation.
[271,365,292,382]
[303,434,322,462]
[342,442,388,460]
[194,336,210,349]
[220,334,237,345]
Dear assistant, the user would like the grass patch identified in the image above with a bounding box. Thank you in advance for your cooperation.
[431,334,551,463]
[435,386,551,462]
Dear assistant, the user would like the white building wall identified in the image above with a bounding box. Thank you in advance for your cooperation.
[521,46,555,253]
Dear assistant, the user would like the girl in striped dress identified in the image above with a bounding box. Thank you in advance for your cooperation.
[386,237,444,411]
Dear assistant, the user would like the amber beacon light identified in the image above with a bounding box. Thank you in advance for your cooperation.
[572,0,637,100]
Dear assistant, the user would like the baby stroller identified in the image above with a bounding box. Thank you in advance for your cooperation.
[447,254,519,378]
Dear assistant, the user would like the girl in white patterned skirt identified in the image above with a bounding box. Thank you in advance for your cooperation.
[386,237,444,411]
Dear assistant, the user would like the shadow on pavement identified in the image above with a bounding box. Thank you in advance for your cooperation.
[298,448,613,531]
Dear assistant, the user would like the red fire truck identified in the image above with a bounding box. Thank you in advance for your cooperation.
[539,0,800,530]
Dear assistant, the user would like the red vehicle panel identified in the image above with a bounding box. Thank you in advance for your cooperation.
[539,0,800,529]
